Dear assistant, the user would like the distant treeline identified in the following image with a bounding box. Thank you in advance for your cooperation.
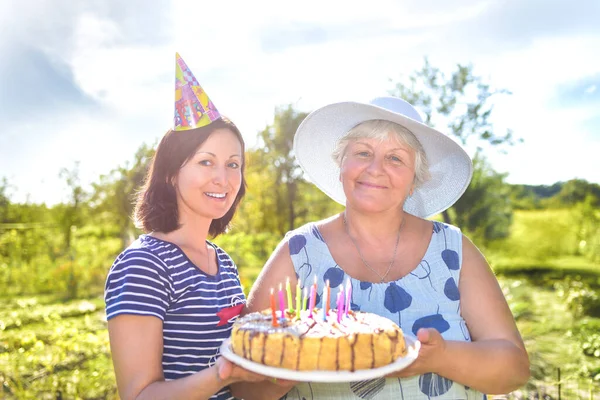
[510,179,600,210]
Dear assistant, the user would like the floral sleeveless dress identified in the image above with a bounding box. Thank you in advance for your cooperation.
[281,221,486,400]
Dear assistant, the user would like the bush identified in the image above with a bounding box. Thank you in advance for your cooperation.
[563,281,600,318]
[489,209,580,262]
[213,231,281,294]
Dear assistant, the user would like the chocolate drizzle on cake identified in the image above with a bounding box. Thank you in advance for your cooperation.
[231,308,406,371]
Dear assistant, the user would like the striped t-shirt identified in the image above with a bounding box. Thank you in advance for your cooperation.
[105,234,245,400]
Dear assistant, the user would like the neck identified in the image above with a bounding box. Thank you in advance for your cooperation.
[162,209,212,251]
[343,209,406,242]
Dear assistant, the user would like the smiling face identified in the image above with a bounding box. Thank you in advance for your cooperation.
[340,134,416,213]
[175,128,243,223]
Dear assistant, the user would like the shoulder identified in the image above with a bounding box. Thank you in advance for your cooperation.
[209,240,232,259]
[432,220,462,236]
[285,216,334,246]
[208,241,238,273]
[108,235,172,280]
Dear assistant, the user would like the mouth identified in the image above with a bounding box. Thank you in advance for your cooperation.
[357,181,387,189]
[205,192,227,200]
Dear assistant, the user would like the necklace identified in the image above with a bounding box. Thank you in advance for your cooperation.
[343,212,404,283]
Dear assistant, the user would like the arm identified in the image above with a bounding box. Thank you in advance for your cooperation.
[392,235,530,394]
[230,240,299,400]
[109,315,265,400]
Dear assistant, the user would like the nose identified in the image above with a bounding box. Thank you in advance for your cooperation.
[212,165,227,186]
[366,154,384,175]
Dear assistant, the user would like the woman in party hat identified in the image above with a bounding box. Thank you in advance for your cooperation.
[105,54,280,400]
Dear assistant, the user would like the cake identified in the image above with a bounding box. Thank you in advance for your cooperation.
[230,308,406,371]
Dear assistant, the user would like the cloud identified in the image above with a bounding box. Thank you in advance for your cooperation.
[553,74,600,107]
[0,44,96,127]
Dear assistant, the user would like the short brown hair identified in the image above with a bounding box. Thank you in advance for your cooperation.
[134,117,246,237]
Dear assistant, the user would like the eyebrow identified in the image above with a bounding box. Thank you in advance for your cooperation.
[195,151,242,158]
[354,141,411,153]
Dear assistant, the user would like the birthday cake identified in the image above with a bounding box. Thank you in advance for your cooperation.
[230,308,406,371]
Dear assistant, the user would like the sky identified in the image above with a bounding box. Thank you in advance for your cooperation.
[1,0,599,205]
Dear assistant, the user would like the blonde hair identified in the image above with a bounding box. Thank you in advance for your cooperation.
[331,119,431,188]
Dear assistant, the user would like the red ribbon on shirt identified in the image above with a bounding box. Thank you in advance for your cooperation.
[216,303,244,326]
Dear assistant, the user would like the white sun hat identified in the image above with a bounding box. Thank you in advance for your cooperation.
[293,96,473,219]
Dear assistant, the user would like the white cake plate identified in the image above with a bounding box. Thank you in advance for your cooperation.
[219,335,420,382]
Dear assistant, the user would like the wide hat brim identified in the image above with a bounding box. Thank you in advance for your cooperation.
[293,101,473,219]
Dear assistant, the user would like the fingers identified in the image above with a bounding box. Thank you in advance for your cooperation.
[416,327,430,343]
[416,327,443,344]
[272,378,298,388]
[274,378,297,386]
[216,357,233,381]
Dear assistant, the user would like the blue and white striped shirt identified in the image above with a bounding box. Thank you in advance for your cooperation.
[105,234,245,400]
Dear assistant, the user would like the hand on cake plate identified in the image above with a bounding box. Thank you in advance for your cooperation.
[216,357,297,387]
[387,328,446,378]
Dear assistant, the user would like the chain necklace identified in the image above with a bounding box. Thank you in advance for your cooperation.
[343,212,404,283]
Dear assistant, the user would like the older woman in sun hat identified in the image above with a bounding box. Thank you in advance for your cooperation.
[233,97,530,399]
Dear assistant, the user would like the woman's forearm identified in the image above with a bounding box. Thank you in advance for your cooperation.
[131,366,227,400]
[432,339,530,394]
[230,381,293,400]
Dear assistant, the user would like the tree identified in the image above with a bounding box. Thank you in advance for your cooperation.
[235,105,341,237]
[389,58,518,241]
[90,143,154,247]
[451,153,513,243]
[0,177,10,223]
[390,58,519,149]
[547,179,600,208]
[57,162,87,252]
[55,162,88,299]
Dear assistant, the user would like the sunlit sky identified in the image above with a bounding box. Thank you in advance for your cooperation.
[1,0,599,205]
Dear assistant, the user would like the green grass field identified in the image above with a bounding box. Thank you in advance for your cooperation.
[0,296,117,399]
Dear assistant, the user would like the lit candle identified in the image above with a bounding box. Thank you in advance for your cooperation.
[278,283,286,319]
[321,284,328,322]
[270,288,279,327]
[325,280,331,315]
[302,287,308,312]
[286,277,293,313]
[345,278,352,317]
[336,286,343,323]
[308,282,316,318]
[295,280,302,319]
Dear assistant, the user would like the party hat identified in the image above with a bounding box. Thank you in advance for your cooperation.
[174,53,221,131]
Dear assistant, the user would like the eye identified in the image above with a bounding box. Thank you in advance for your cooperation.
[387,155,403,163]
[356,151,371,157]
[228,161,241,169]
[198,159,212,166]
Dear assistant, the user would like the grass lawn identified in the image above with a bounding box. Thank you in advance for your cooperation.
[490,255,600,278]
